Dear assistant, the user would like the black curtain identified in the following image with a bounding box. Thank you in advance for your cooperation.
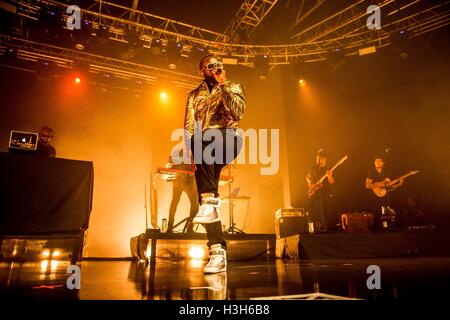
[0,152,93,234]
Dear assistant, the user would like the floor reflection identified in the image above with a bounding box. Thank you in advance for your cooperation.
[1,257,450,300]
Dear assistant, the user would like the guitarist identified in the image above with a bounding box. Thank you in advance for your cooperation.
[306,150,335,232]
[365,155,403,231]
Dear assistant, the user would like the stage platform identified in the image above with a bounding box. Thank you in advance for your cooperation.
[279,230,450,260]
[130,232,276,265]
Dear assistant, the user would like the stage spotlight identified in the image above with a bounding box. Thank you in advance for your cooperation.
[192,45,209,59]
[35,60,55,80]
[1,47,17,62]
[73,20,92,50]
[150,38,162,55]
[160,91,169,102]
[327,47,346,70]
[96,24,110,45]
[42,250,50,258]
[38,5,62,43]
[291,56,308,79]
[298,79,306,87]
[74,76,81,84]
[188,245,205,260]
[167,40,182,70]
[125,28,144,49]
[254,55,270,80]
[120,28,144,60]
[390,29,409,58]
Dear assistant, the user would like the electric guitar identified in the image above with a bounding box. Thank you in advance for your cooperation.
[372,170,419,198]
[307,155,348,198]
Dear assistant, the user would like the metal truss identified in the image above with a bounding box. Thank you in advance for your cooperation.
[0,35,202,90]
[289,0,326,31]
[221,0,279,40]
[7,0,450,68]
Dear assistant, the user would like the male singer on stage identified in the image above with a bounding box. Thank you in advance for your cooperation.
[183,55,246,273]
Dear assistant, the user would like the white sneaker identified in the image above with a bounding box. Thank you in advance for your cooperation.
[192,197,221,224]
[203,244,227,274]
[204,272,227,300]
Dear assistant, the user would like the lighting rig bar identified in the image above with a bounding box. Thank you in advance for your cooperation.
[0,35,202,90]
[221,0,279,39]
[7,0,450,67]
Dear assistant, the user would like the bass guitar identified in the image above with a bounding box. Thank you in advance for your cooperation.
[308,155,348,198]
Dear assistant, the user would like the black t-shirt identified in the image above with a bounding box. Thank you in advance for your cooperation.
[367,167,390,183]
[309,165,331,194]
[36,142,56,158]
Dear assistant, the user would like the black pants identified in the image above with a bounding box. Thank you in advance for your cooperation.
[191,128,242,249]
[168,179,198,232]
[309,190,335,231]
[370,195,390,231]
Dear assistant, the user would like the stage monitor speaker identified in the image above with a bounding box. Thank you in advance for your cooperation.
[275,208,308,238]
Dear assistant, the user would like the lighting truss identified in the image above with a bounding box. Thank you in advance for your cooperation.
[6,0,450,68]
[221,0,279,39]
[0,35,202,90]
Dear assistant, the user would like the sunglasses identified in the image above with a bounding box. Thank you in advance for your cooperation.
[203,62,223,71]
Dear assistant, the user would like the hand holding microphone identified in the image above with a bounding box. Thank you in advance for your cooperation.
[214,67,226,85]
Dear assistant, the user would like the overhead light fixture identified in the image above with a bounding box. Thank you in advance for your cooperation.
[358,46,376,56]
[291,56,312,85]
[73,21,92,50]
[150,38,162,55]
[327,47,346,70]
[390,29,409,59]
[96,24,110,45]
[222,57,238,65]
[35,59,56,80]
[167,40,182,70]
[37,5,62,43]
[254,55,270,80]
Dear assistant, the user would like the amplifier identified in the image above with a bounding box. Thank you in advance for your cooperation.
[341,212,374,233]
[275,208,308,238]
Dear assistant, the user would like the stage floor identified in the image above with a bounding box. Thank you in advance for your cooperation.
[1,257,450,300]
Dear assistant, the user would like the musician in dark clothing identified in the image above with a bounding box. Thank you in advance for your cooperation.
[365,155,403,231]
[36,126,56,158]
[167,150,199,234]
[306,150,335,232]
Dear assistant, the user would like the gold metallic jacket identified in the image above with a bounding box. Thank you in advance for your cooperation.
[184,80,246,139]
